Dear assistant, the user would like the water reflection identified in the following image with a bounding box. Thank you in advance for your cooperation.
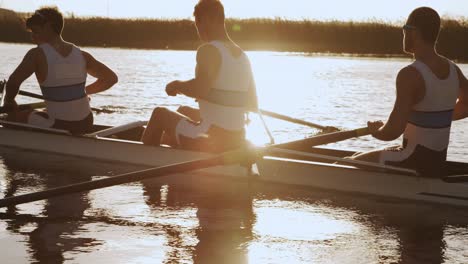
[0,149,98,263]
[140,177,468,263]
[0,147,467,263]
[141,176,255,264]
[246,186,468,264]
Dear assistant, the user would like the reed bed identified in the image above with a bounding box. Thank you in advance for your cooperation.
[1,9,467,60]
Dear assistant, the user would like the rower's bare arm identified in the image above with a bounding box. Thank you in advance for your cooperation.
[82,51,118,95]
[453,66,468,120]
[373,67,420,141]
[5,48,37,104]
[174,44,221,98]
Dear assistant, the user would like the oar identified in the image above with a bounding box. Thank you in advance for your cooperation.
[0,102,47,114]
[18,90,114,114]
[272,127,370,150]
[0,82,46,113]
[0,149,249,208]
[259,109,339,132]
[0,125,370,208]
[0,126,370,208]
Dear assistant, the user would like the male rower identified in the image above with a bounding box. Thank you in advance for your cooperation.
[141,0,258,152]
[4,7,118,134]
[352,7,468,175]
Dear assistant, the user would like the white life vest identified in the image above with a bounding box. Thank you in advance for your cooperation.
[197,41,255,131]
[39,43,91,121]
[402,59,460,158]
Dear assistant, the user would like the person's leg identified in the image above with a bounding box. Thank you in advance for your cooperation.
[160,105,201,145]
[351,145,412,170]
[6,110,34,123]
[141,107,187,146]
[14,111,55,128]
[177,106,201,122]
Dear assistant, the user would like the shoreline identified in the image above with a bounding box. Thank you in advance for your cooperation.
[1,8,468,61]
[6,41,468,64]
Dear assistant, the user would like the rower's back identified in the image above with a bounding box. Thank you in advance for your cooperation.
[38,43,92,130]
[401,58,459,174]
[198,41,253,130]
[197,41,254,150]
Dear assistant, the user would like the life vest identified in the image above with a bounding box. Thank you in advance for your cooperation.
[197,41,256,131]
[39,43,91,122]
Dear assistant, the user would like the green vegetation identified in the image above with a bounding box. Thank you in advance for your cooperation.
[1,9,467,60]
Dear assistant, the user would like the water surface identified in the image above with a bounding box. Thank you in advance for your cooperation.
[0,43,467,263]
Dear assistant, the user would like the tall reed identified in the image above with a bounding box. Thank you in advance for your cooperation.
[1,9,467,60]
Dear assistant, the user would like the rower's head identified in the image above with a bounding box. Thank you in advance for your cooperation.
[403,7,441,54]
[26,7,64,44]
[193,0,226,42]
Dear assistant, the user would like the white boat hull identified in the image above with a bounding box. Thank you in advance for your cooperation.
[258,156,468,207]
[0,125,467,207]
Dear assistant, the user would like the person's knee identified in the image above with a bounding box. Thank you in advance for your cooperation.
[176,106,189,113]
[177,106,195,117]
[151,107,169,119]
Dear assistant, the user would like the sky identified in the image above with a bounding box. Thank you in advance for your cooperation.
[1,0,467,22]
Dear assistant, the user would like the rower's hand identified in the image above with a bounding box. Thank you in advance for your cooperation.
[367,120,384,136]
[166,81,181,96]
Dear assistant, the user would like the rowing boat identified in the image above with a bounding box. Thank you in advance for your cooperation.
[0,120,467,207]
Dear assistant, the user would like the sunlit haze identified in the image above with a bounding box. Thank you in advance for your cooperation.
[1,0,467,21]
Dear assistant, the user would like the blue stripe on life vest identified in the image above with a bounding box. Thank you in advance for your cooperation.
[408,110,454,129]
[40,82,87,102]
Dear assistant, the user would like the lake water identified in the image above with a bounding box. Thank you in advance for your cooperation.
[0,42,467,263]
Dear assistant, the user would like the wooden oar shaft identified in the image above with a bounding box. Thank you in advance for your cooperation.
[18,90,113,114]
[259,109,326,130]
[0,151,244,208]
[273,127,370,149]
[18,90,43,100]
[0,102,47,114]
[0,126,368,208]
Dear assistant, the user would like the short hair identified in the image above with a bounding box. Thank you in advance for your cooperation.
[408,7,441,44]
[26,6,64,35]
[193,0,225,23]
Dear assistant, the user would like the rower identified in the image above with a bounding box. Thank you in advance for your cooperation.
[4,7,118,134]
[352,7,468,176]
[141,0,258,152]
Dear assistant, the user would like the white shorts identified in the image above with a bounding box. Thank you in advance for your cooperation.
[379,145,413,165]
[175,118,210,145]
[26,110,93,134]
[27,111,55,128]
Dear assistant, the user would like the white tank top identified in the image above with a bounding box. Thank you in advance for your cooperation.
[39,43,91,121]
[403,60,460,153]
[198,41,255,131]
